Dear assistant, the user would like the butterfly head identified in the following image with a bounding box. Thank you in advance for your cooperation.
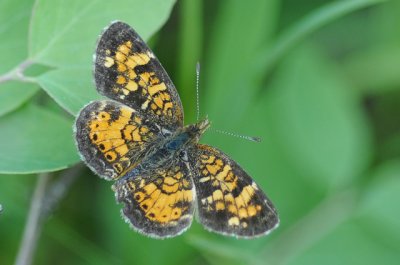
[196,118,211,134]
[182,118,211,144]
[193,118,211,139]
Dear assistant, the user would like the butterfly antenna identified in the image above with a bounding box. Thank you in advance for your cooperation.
[196,62,201,121]
[213,129,262,143]
[195,62,259,143]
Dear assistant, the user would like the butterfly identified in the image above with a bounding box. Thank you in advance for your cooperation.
[74,21,279,238]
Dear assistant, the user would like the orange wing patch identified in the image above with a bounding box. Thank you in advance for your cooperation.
[75,100,159,180]
[102,40,175,118]
[94,22,184,129]
[198,153,263,228]
[192,144,279,237]
[113,163,195,237]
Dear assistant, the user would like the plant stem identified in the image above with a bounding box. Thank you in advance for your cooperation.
[41,164,84,219]
[0,60,35,85]
[14,173,50,265]
[13,164,84,265]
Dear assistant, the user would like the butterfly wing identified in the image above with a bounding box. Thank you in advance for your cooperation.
[112,158,195,238]
[190,144,279,238]
[94,21,183,130]
[74,100,161,180]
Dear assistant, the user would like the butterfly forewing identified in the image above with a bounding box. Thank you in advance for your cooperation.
[94,21,184,130]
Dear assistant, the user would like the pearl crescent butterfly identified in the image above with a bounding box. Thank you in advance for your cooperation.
[74,21,279,238]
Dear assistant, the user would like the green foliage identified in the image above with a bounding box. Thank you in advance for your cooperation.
[1,0,400,264]
[0,0,39,116]
[0,104,78,173]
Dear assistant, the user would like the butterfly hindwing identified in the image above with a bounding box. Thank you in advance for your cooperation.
[74,100,161,180]
[94,21,184,130]
[189,144,279,238]
[112,159,195,238]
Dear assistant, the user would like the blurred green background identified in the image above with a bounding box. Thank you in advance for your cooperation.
[1,0,400,264]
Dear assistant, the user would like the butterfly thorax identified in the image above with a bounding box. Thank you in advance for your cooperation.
[124,118,210,178]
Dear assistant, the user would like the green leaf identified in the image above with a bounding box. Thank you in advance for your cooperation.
[28,0,176,115]
[266,160,400,265]
[37,67,102,116]
[0,0,38,115]
[255,0,388,75]
[263,158,400,265]
[344,46,400,92]
[379,133,400,161]
[29,0,176,67]
[177,0,203,123]
[372,0,400,45]
[265,44,372,188]
[357,160,400,247]
[340,1,400,92]
[289,220,400,265]
[0,82,38,117]
[187,235,261,265]
[0,0,33,72]
[0,104,79,173]
[204,0,279,125]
